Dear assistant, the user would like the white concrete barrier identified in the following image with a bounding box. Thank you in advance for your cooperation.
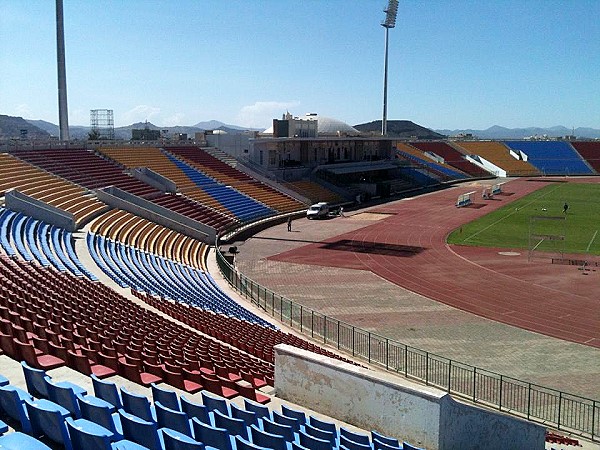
[274,344,545,450]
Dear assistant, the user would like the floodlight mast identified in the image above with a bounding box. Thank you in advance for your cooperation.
[56,0,70,141]
[381,0,398,136]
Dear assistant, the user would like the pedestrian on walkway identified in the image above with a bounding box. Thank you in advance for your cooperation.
[287,216,292,232]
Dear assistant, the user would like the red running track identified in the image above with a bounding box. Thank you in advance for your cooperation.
[270,179,600,348]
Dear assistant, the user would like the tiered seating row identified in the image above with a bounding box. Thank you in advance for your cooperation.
[409,141,490,177]
[167,147,306,213]
[0,365,419,450]
[285,180,346,204]
[151,194,238,233]
[140,293,358,367]
[569,141,600,173]
[97,147,242,230]
[10,148,160,198]
[0,153,106,225]
[90,209,208,268]
[87,233,274,328]
[0,207,97,281]
[0,254,273,398]
[396,143,468,181]
[454,141,540,177]
[164,154,275,223]
[503,141,595,176]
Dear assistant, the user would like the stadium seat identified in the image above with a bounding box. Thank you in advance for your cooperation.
[180,395,211,425]
[25,398,72,450]
[0,431,53,450]
[371,430,399,448]
[162,427,205,450]
[340,427,371,446]
[298,429,333,450]
[120,387,156,422]
[230,401,259,427]
[151,382,181,411]
[212,408,249,440]
[91,374,123,409]
[118,408,164,450]
[280,404,307,426]
[235,435,271,450]
[200,390,230,416]
[155,401,193,438]
[191,418,235,450]
[249,424,289,450]
[0,384,33,433]
[260,417,295,443]
[78,394,123,439]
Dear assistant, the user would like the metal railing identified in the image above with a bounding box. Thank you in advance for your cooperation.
[216,246,599,442]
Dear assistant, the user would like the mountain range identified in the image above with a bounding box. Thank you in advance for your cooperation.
[1,114,599,141]
[17,118,259,141]
[435,125,600,139]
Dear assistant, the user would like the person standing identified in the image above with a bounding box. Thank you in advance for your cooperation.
[563,202,569,214]
[287,216,292,231]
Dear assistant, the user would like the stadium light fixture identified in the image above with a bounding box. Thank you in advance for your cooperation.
[381,0,399,136]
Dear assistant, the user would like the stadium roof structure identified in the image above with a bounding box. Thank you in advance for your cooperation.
[262,114,360,136]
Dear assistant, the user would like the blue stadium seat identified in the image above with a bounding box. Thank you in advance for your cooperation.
[371,430,400,448]
[280,404,307,427]
[212,408,249,440]
[230,402,259,427]
[152,383,181,411]
[249,424,289,450]
[260,417,295,443]
[44,377,86,418]
[155,401,193,438]
[180,395,211,426]
[340,427,371,446]
[162,427,206,450]
[120,387,156,422]
[235,435,271,450]
[0,431,53,450]
[200,390,230,417]
[78,394,124,439]
[25,397,72,450]
[191,418,235,450]
[91,374,123,409]
[0,385,33,433]
[118,408,164,450]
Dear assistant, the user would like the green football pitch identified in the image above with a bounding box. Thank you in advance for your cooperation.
[447,182,600,256]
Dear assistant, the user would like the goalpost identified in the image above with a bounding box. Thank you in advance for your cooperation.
[528,215,566,262]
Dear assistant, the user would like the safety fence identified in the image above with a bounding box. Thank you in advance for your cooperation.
[216,246,598,442]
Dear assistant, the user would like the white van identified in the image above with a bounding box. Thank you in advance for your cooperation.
[306,202,329,219]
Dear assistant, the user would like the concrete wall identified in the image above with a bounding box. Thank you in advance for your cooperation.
[131,167,177,193]
[274,344,545,450]
[95,186,215,243]
[5,189,76,231]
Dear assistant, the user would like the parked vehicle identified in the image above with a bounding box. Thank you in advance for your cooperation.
[306,202,329,219]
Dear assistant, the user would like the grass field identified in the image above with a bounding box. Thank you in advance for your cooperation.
[447,182,600,255]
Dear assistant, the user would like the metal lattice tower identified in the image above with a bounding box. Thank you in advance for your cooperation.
[90,109,115,140]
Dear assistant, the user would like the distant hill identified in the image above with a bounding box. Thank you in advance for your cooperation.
[0,115,50,139]
[354,120,445,139]
[436,125,600,140]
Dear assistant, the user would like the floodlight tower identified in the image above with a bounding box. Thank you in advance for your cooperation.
[381,0,398,136]
[56,0,70,141]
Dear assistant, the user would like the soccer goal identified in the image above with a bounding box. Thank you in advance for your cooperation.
[528,215,566,262]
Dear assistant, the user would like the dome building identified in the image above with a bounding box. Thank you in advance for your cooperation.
[262,113,360,137]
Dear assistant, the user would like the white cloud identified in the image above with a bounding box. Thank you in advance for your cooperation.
[121,105,161,125]
[15,104,32,118]
[236,101,301,129]
[163,113,185,127]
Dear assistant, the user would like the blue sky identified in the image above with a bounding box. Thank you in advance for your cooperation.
[1,1,599,130]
